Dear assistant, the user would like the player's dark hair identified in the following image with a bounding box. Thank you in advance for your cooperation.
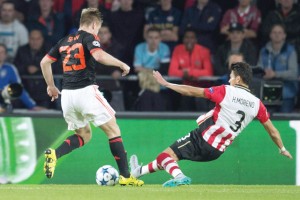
[230,62,252,85]
[80,8,103,27]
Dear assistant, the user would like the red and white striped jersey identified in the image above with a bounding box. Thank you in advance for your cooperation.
[196,84,269,152]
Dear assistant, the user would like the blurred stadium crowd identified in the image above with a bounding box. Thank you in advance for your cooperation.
[0,0,300,113]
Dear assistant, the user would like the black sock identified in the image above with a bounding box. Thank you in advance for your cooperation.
[55,134,84,159]
[109,136,130,178]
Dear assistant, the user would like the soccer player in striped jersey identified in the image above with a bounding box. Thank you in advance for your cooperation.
[40,8,143,186]
[130,62,292,187]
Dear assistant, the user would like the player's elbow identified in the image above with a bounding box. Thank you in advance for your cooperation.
[92,50,106,64]
[40,57,48,69]
[40,57,46,66]
[183,91,194,97]
[40,56,53,68]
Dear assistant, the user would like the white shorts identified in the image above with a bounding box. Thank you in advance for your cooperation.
[61,85,115,130]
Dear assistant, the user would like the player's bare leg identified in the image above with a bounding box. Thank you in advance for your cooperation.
[130,147,191,187]
[44,124,91,178]
[100,117,144,186]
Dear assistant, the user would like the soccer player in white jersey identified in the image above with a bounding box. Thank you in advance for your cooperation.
[130,62,292,187]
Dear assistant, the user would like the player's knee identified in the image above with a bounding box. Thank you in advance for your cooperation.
[76,125,92,144]
[156,152,171,168]
[100,121,121,138]
[83,131,92,143]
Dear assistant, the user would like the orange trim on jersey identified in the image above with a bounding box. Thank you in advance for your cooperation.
[90,48,102,54]
[47,54,57,61]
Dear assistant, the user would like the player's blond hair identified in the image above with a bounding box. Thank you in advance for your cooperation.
[80,8,102,27]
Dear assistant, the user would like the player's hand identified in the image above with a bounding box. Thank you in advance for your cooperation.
[280,150,293,159]
[47,85,61,102]
[153,70,168,86]
[120,63,130,76]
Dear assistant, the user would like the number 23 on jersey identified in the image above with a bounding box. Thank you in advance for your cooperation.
[59,43,86,72]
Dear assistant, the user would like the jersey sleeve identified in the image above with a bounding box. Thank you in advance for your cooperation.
[47,42,61,61]
[83,34,102,54]
[204,85,226,104]
[256,101,270,123]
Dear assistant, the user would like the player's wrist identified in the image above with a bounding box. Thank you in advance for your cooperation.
[279,146,286,153]
[119,62,125,69]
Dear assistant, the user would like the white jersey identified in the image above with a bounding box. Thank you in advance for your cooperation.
[196,85,269,152]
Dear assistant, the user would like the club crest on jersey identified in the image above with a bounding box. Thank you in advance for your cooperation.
[93,41,100,47]
[209,87,214,93]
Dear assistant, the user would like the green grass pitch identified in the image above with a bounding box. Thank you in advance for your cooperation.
[0,184,299,200]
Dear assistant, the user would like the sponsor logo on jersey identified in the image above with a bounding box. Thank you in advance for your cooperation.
[209,87,214,93]
[92,41,101,47]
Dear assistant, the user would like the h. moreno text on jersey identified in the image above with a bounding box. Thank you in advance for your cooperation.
[232,96,255,108]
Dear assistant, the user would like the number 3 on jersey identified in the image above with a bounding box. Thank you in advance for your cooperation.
[59,43,86,72]
[230,110,245,132]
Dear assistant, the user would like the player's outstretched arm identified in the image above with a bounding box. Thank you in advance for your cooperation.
[40,56,61,101]
[153,71,206,98]
[262,119,293,159]
[92,50,130,76]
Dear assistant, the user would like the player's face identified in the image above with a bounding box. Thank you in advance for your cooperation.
[93,21,102,35]
[229,71,239,86]
[0,46,7,63]
[270,25,286,43]
[0,3,15,23]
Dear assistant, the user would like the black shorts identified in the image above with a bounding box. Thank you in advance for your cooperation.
[170,117,223,162]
